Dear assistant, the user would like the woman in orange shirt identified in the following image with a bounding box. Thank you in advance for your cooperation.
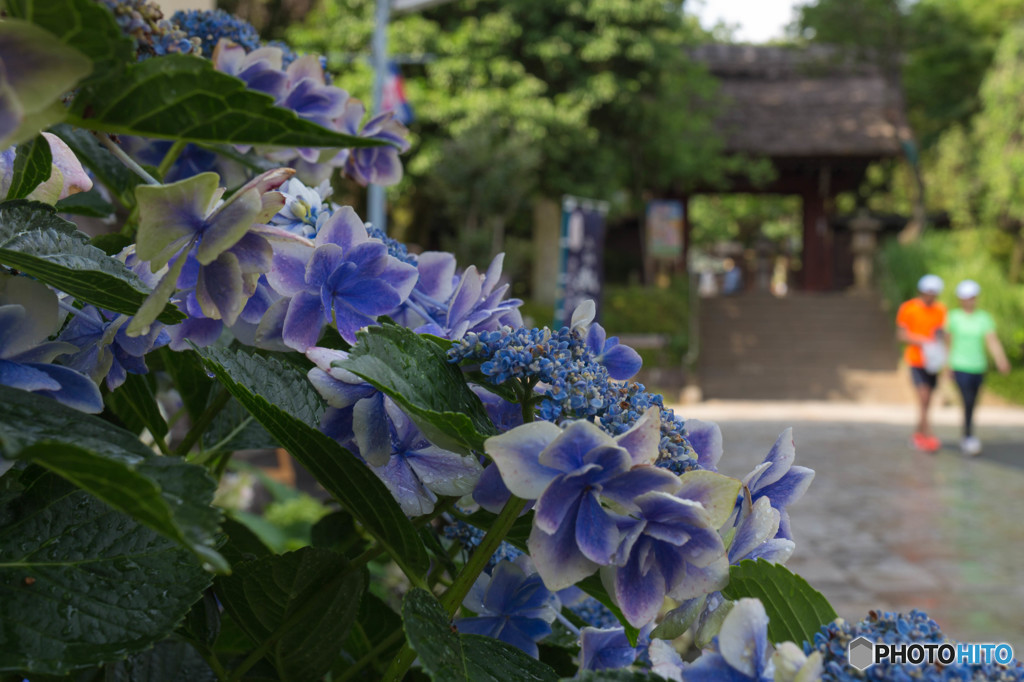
[895,274,947,452]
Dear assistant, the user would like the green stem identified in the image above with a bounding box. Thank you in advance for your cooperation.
[191,416,253,465]
[381,496,528,682]
[152,432,171,456]
[336,628,405,682]
[381,646,418,682]
[175,389,231,456]
[440,496,527,615]
[156,139,187,180]
[98,133,160,185]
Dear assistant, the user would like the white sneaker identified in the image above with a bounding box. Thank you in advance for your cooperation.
[961,436,982,457]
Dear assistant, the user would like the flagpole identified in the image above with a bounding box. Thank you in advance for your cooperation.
[368,0,390,234]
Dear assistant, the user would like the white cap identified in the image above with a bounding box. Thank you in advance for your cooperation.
[917,274,944,295]
[956,279,981,300]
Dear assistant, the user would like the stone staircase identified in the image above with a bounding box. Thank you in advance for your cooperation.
[696,292,913,402]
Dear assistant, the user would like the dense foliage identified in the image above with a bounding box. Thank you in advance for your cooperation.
[0,1,1022,681]
[285,0,765,284]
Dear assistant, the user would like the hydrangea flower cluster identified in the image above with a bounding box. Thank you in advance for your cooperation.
[448,317,697,469]
[100,0,200,57]
[170,8,262,57]
[808,610,1024,681]
[9,4,996,679]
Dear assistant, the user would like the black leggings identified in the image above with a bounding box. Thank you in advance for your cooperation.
[953,371,985,437]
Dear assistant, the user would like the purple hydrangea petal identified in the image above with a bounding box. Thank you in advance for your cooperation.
[533,468,593,534]
[281,290,325,351]
[406,445,482,498]
[167,316,223,351]
[680,654,753,682]
[472,463,514,513]
[196,251,244,324]
[600,343,643,381]
[484,421,562,500]
[370,453,436,516]
[598,466,679,509]
[331,301,378,345]
[667,556,729,601]
[353,393,390,467]
[579,627,638,672]
[229,232,273,274]
[307,243,346,288]
[447,266,482,326]
[612,407,661,466]
[27,363,103,413]
[728,496,781,563]
[717,598,770,678]
[610,541,667,627]
[684,418,723,470]
[315,206,368,251]
[757,466,815,512]
[748,429,796,490]
[268,238,314,296]
[0,358,61,391]
[538,420,614,473]
[575,491,622,564]
[417,251,457,300]
[528,500,598,590]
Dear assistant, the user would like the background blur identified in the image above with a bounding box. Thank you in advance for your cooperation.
[174,0,1024,406]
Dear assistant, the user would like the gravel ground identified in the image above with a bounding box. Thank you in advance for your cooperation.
[670,400,1024,650]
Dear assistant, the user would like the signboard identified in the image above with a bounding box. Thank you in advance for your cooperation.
[554,196,608,327]
[646,200,684,260]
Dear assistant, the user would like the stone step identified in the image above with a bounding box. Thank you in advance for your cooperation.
[696,292,906,401]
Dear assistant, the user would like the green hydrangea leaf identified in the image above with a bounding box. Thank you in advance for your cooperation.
[105,639,217,682]
[338,323,497,454]
[721,559,838,647]
[0,200,183,324]
[0,469,211,675]
[69,54,386,149]
[50,124,140,207]
[196,346,430,580]
[54,188,115,217]
[402,588,559,682]
[0,385,226,572]
[215,547,365,682]
[7,135,53,200]
[0,18,93,147]
[5,0,133,86]
[105,373,168,439]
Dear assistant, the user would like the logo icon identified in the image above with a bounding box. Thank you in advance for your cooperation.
[848,636,874,670]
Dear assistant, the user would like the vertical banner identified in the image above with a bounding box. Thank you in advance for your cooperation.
[645,199,685,261]
[381,61,414,125]
[554,196,609,327]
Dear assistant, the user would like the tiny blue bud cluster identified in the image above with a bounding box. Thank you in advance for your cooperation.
[808,610,1024,681]
[570,597,621,629]
[171,9,262,57]
[449,325,698,468]
[368,225,418,266]
[101,0,201,58]
[443,519,523,570]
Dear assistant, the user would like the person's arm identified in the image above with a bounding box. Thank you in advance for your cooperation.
[985,331,1011,374]
[896,326,932,346]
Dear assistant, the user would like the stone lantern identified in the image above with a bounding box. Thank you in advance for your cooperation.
[849,210,882,293]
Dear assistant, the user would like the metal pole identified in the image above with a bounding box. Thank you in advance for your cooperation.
[368,0,390,234]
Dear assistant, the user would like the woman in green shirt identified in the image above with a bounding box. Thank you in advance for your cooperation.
[947,280,1011,455]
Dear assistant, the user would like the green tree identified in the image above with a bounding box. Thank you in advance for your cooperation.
[975,21,1024,283]
[287,0,735,286]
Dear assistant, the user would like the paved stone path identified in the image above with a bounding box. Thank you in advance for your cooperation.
[670,400,1024,650]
